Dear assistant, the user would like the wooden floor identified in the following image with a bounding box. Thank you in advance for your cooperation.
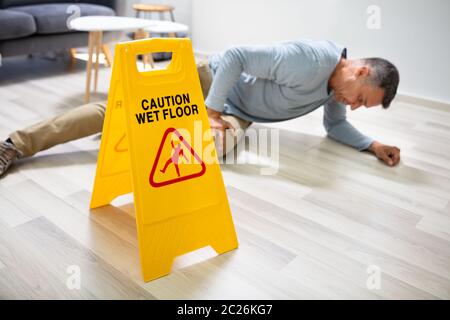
[0,54,449,299]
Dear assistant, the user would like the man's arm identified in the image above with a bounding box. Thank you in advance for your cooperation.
[323,100,400,166]
[323,99,374,151]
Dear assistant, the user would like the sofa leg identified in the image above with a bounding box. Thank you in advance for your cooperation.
[68,48,77,71]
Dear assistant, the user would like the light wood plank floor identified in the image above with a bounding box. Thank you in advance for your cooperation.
[0,53,449,299]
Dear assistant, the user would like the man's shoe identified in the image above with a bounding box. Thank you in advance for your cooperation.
[0,140,20,177]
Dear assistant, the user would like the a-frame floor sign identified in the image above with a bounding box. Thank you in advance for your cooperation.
[90,38,238,282]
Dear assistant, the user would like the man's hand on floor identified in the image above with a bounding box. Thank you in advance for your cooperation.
[207,107,235,133]
[368,141,401,166]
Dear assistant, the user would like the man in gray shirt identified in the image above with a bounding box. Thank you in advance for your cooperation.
[206,39,400,165]
[0,39,400,177]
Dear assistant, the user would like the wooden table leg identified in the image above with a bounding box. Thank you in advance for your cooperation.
[135,29,154,69]
[94,31,102,92]
[134,28,145,66]
[84,31,95,103]
[102,44,113,68]
[145,32,155,69]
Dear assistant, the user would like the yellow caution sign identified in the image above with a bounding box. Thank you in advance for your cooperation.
[90,38,238,282]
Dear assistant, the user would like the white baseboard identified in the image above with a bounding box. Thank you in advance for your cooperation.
[396,93,450,111]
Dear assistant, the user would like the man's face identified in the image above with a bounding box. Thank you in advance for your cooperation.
[334,66,385,110]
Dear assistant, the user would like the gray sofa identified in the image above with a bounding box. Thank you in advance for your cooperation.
[0,0,121,58]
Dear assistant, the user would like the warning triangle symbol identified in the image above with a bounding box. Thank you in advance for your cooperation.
[149,127,206,188]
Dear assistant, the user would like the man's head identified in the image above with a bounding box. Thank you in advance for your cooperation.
[330,57,400,110]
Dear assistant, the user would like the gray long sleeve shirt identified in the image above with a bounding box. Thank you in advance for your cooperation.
[204,39,374,151]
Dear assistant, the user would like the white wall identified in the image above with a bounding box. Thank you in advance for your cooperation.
[191,0,450,104]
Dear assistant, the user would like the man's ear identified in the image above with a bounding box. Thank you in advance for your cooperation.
[357,66,370,78]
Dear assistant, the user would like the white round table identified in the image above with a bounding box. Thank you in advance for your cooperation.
[69,16,159,103]
[143,21,189,35]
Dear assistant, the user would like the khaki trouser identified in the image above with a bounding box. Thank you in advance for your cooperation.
[10,61,252,158]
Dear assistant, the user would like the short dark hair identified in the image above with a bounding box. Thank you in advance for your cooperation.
[362,58,400,109]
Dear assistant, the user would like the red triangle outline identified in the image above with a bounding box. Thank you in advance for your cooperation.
[149,127,206,188]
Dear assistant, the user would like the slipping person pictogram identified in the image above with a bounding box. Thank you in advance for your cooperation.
[160,139,189,177]
[149,127,206,188]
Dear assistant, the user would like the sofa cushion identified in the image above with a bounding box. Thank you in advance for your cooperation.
[8,3,115,34]
[0,9,36,40]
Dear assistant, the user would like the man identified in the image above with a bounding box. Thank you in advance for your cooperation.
[0,39,400,177]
